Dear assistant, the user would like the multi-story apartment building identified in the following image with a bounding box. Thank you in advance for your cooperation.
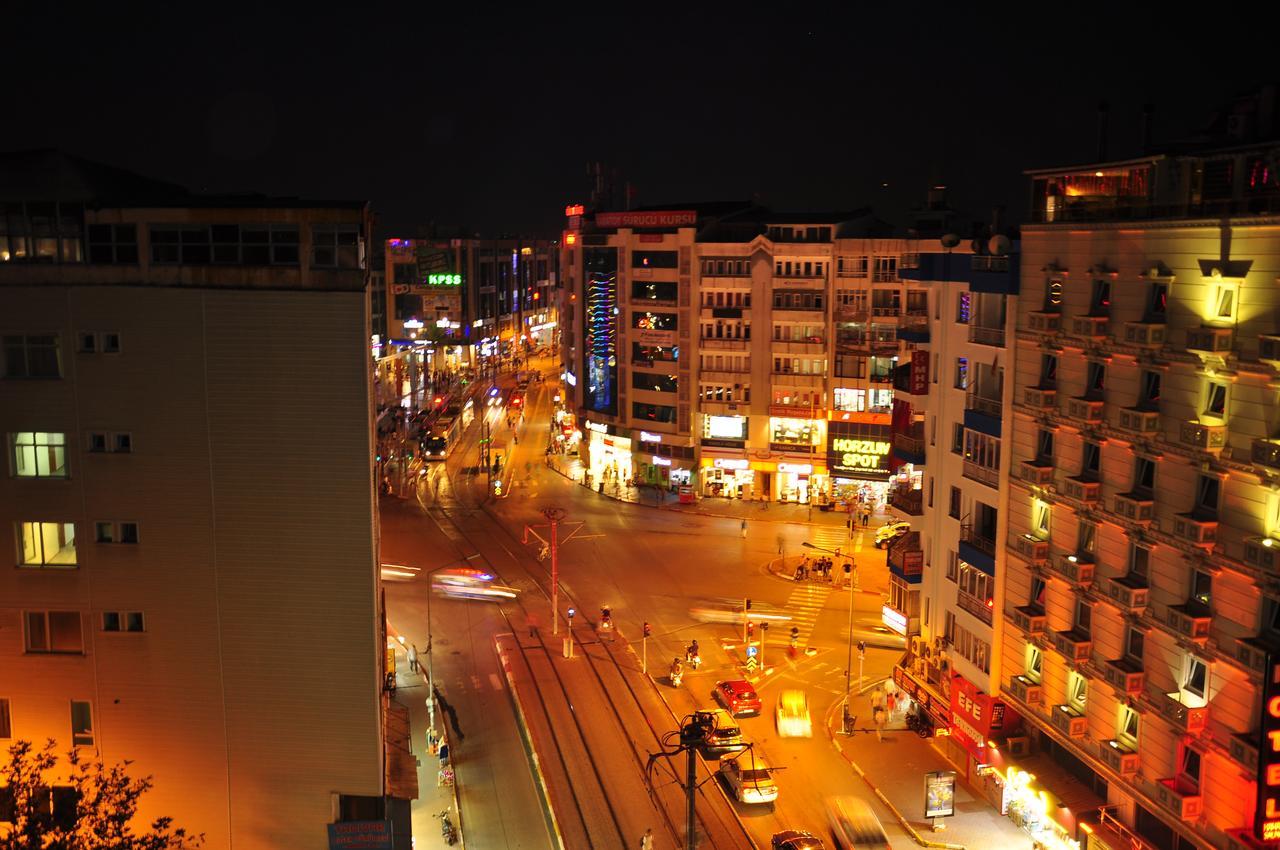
[999,102,1280,850]
[384,237,558,369]
[886,238,1021,788]
[0,152,402,848]
[558,204,910,505]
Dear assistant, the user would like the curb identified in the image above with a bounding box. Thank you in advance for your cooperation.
[763,554,882,596]
[825,691,967,850]
[492,636,567,850]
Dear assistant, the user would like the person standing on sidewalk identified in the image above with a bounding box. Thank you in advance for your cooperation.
[640,827,654,850]
[740,519,748,539]
[408,643,418,673]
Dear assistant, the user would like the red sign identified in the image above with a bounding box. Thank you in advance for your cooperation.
[948,675,1018,762]
[1257,652,1280,841]
[827,410,892,425]
[564,204,585,217]
[910,351,929,396]
[594,210,696,228]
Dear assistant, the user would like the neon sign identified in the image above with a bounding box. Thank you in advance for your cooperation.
[713,458,749,470]
[652,456,672,467]
[427,273,462,286]
[831,438,891,470]
[1257,652,1280,841]
[584,420,608,435]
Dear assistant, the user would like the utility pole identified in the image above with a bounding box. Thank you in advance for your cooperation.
[523,507,601,636]
[685,739,698,849]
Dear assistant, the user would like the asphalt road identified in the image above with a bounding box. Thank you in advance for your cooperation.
[384,360,923,847]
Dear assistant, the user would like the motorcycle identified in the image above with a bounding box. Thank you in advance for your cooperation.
[685,643,701,670]
[437,808,458,846]
[670,667,684,687]
[905,711,933,738]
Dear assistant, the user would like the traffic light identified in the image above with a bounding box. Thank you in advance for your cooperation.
[761,622,769,632]
[600,606,612,623]
[745,598,752,610]
[643,622,652,638]
[567,607,576,620]
[858,640,867,655]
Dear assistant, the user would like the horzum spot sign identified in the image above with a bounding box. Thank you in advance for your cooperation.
[831,438,890,471]
[1258,653,1280,841]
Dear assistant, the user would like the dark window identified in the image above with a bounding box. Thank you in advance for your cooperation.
[1074,601,1092,634]
[1081,441,1101,479]
[312,225,360,269]
[0,698,9,738]
[1195,475,1220,515]
[631,280,678,302]
[1192,570,1212,607]
[1125,627,1144,662]
[1133,457,1155,494]
[1086,361,1106,397]
[1147,283,1168,319]
[392,263,417,284]
[1090,279,1111,315]
[631,372,677,393]
[951,423,964,454]
[1129,544,1150,578]
[631,251,678,269]
[948,486,961,519]
[393,293,421,320]
[1030,577,1046,609]
[631,402,676,424]
[1140,370,1161,406]
[1036,429,1054,463]
[1039,354,1057,386]
[3,334,61,378]
[86,224,138,264]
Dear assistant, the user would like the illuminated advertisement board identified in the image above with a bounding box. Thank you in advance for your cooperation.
[595,210,696,228]
[828,421,892,479]
[583,248,618,416]
[1256,651,1280,841]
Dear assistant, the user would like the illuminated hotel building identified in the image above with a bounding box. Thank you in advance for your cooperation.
[559,204,908,501]
[0,152,403,848]
[1000,115,1280,849]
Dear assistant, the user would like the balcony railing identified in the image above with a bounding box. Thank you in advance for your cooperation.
[893,432,926,457]
[971,255,1010,272]
[871,305,901,317]
[968,325,1006,347]
[889,487,923,516]
[957,589,994,625]
[960,525,997,557]
[1032,194,1280,224]
[965,391,1002,418]
[962,460,1000,488]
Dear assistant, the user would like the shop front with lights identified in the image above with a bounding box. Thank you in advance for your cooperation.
[768,416,824,503]
[635,431,696,489]
[580,420,632,485]
[700,414,752,498]
[826,413,893,510]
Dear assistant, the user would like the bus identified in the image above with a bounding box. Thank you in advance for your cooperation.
[423,414,461,459]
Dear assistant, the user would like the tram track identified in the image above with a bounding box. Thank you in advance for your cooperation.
[415,376,755,849]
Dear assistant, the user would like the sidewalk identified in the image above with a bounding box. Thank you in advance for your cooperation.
[543,453,855,526]
[830,687,1033,849]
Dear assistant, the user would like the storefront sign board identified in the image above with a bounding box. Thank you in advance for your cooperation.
[910,351,929,395]
[1256,650,1280,841]
[595,210,697,228]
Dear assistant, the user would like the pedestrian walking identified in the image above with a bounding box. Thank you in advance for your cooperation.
[740,519,748,539]
[527,611,539,638]
[408,644,418,673]
[874,706,886,742]
[640,827,654,850]
[886,690,897,716]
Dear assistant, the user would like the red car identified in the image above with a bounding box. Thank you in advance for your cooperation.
[713,680,762,717]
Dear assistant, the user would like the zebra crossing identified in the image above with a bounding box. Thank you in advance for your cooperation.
[784,582,832,648]
[809,523,860,556]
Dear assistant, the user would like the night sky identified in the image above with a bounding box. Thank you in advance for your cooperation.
[6,5,1273,238]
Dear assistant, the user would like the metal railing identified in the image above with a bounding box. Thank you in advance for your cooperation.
[967,325,1006,347]
[893,432,925,456]
[965,390,1002,418]
[957,590,993,625]
[871,305,901,317]
[962,460,1000,488]
[960,524,997,557]
[889,487,923,515]
[1031,194,1280,225]
[970,255,1010,272]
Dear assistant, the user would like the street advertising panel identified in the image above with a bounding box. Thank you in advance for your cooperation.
[924,770,956,819]
[1256,650,1280,841]
[327,821,393,850]
[595,210,696,228]
[910,351,929,395]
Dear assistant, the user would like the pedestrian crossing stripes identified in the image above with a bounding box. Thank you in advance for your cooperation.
[809,523,855,556]
[784,582,831,648]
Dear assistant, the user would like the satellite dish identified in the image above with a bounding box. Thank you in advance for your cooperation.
[969,238,985,255]
[940,233,960,249]
[989,235,1012,256]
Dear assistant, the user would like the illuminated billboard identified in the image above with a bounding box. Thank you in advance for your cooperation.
[583,247,618,416]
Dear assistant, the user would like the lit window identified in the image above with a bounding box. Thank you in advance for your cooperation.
[11,432,67,477]
[1117,705,1140,746]
[1183,656,1207,698]
[19,521,77,566]
[1067,670,1088,711]
[70,701,93,747]
[1204,382,1227,418]
[1025,643,1042,684]
[1213,284,1236,319]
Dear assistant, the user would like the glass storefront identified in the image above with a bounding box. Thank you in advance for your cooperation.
[770,417,817,447]
[702,457,753,499]
[584,429,632,486]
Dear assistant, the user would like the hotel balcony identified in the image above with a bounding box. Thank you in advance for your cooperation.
[1064,396,1105,425]
[771,339,826,354]
[1017,459,1054,487]
[1010,533,1049,565]
[770,371,824,389]
[1244,538,1280,571]
[1115,407,1161,436]
[1165,602,1212,642]
[701,337,750,351]
[1186,326,1234,356]
[892,429,926,466]
[1050,552,1095,587]
[1022,385,1058,411]
[1150,689,1208,736]
[1096,656,1145,696]
[964,390,1002,438]
[1236,634,1280,677]
[1060,475,1101,505]
[1049,703,1088,738]
[968,324,1006,347]
[1100,574,1148,613]
[961,459,999,489]
[1121,321,1167,347]
[1006,674,1043,706]
[957,589,993,626]
[1171,513,1218,548]
[1007,605,1047,636]
[888,486,923,517]
[870,304,901,319]
[1178,421,1227,454]
[1151,777,1203,823]
[1252,438,1280,471]
[1070,314,1111,340]
[1098,739,1139,778]
[1112,491,1155,525]
[1051,627,1092,663]
[1026,311,1061,333]
[1228,731,1260,774]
